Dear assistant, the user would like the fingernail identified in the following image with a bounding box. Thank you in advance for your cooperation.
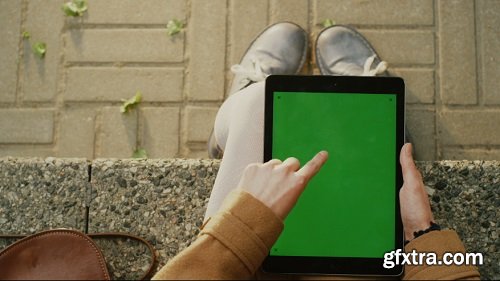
[406,143,412,157]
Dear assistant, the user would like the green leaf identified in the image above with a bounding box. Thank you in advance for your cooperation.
[62,2,79,16]
[166,19,184,36]
[120,91,142,113]
[22,31,30,39]
[32,42,46,58]
[62,0,87,17]
[74,0,88,10]
[321,19,335,28]
[132,148,148,159]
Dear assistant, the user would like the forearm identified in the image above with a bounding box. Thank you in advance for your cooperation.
[152,189,283,280]
[152,233,251,279]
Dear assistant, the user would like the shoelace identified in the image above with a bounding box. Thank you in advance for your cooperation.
[231,54,385,80]
[362,55,388,76]
[230,56,269,84]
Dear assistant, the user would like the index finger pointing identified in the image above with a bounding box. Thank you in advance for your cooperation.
[296,151,329,181]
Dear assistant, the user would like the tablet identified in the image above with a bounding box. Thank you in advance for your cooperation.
[262,75,405,276]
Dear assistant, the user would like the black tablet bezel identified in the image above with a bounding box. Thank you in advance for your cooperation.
[262,75,405,276]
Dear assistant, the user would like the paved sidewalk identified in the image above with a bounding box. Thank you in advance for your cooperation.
[0,0,499,160]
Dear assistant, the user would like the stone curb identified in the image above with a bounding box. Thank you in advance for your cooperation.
[0,158,498,279]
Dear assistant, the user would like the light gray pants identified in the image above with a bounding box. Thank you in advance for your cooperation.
[204,81,266,220]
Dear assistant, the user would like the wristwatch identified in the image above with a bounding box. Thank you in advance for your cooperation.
[405,222,441,245]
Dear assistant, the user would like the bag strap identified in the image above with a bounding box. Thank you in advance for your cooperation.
[88,232,157,280]
[0,232,157,280]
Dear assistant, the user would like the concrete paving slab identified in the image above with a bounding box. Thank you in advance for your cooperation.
[187,0,227,101]
[361,30,435,65]
[407,109,436,160]
[438,0,477,105]
[65,29,184,63]
[0,0,21,104]
[0,0,499,160]
[478,0,500,105]
[271,0,309,28]
[65,67,183,102]
[82,0,185,25]
[22,0,65,102]
[442,148,500,161]
[96,107,137,158]
[57,106,97,159]
[185,106,218,143]
[0,145,54,158]
[315,0,434,26]
[392,68,435,104]
[438,110,500,146]
[139,107,180,158]
[229,0,269,66]
[0,109,54,144]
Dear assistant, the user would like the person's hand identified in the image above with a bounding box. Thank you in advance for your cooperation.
[399,143,435,241]
[238,151,329,220]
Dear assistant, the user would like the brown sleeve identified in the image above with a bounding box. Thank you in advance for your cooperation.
[403,230,481,280]
[152,188,284,280]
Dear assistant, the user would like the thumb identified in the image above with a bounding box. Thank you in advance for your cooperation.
[400,143,421,184]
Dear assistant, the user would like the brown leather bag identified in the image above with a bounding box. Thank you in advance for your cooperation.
[0,229,156,280]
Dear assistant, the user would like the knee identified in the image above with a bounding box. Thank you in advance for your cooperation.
[238,81,265,109]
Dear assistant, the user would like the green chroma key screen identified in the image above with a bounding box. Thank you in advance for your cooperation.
[270,91,396,258]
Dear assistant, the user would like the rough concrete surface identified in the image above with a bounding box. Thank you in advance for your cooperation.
[0,158,498,279]
[417,161,499,280]
[0,157,88,248]
[0,0,499,160]
[88,158,218,279]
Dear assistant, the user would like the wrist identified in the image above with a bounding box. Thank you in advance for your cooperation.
[405,222,441,245]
